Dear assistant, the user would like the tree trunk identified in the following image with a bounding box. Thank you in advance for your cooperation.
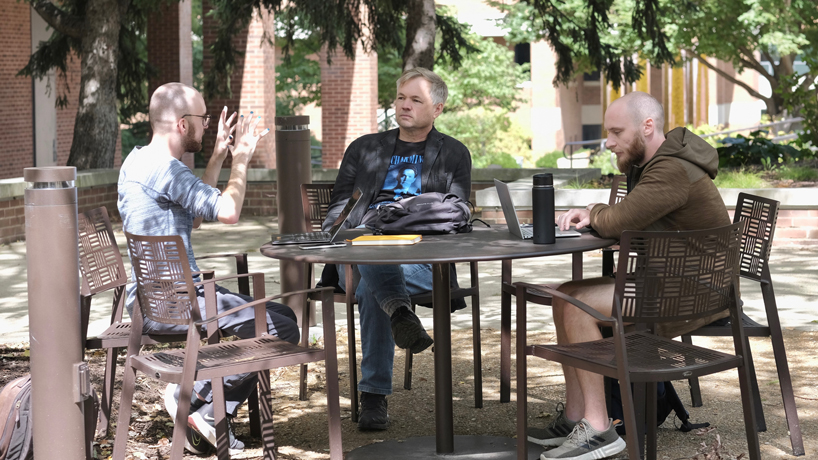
[402,0,436,71]
[66,0,121,169]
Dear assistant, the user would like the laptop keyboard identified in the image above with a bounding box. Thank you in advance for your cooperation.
[520,225,533,239]
[274,231,331,243]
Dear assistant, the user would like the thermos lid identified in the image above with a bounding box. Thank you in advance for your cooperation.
[533,173,553,186]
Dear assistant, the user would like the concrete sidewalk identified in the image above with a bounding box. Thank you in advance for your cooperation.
[1,218,817,345]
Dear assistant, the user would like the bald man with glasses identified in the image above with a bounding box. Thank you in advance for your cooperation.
[118,82,298,455]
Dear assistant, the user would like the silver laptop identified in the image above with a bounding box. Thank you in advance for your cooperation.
[272,187,363,245]
[494,179,580,239]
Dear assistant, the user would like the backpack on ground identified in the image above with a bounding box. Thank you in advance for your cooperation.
[608,379,710,435]
[0,375,33,460]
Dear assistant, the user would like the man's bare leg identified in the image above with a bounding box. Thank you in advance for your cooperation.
[552,277,615,431]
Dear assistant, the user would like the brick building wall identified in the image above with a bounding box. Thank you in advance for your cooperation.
[202,10,275,169]
[319,44,378,168]
[0,0,34,180]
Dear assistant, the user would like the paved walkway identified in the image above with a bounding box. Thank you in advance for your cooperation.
[2,219,817,345]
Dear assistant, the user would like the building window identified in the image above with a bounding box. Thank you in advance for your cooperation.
[582,124,602,141]
[583,70,600,81]
[514,43,530,66]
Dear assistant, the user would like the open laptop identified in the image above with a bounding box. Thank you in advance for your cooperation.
[271,187,363,245]
[494,179,581,239]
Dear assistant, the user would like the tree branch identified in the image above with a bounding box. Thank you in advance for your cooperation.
[31,1,84,39]
[737,45,774,82]
[691,52,771,103]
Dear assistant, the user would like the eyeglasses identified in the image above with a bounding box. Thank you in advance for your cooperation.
[182,114,211,128]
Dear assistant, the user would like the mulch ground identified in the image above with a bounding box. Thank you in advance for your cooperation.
[1,328,816,460]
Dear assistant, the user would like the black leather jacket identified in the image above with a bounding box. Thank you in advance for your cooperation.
[322,127,472,231]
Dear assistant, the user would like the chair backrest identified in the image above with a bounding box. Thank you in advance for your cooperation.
[614,222,743,325]
[301,183,335,232]
[733,192,779,282]
[78,207,128,297]
[608,175,628,206]
[124,231,200,326]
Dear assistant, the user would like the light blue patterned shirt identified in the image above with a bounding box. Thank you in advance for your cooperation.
[118,146,222,315]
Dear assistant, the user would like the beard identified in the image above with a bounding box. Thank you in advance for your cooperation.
[183,129,203,153]
[616,134,646,174]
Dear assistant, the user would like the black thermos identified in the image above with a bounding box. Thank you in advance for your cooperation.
[533,173,555,244]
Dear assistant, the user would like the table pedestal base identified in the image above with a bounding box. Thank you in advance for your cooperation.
[346,435,542,459]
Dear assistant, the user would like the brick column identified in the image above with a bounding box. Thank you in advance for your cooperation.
[1,1,34,179]
[202,7,276,168]
[319,44,378,168]
[147,0,193,91]
[530,41,581,155]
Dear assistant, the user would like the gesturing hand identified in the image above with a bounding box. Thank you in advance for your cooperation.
[227,112,270,164]
[213,106,237,158]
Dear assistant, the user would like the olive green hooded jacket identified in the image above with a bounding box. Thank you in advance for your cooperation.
[589,127,732,337]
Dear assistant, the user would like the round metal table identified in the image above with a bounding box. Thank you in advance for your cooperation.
[260,226,617,459]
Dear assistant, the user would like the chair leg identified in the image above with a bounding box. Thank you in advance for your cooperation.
[500,261,512,403]
[347,298,359,423]
[633,382,647,460]
[404,349,413,390]
[743,341,767,432]
[404,305,417,390]
[258,370,277,460]
[112,364,139,460]
[299,363,309,400]
[248,387,261,438]
[763,281,805,455]
[96,346,119,437]
[646,383,658,460]
[212,376,231,460]
[737,362,763,460]
[471,289,483,409]
[680,335,703,407]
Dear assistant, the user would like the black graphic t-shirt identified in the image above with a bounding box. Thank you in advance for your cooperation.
[370,139,425,209]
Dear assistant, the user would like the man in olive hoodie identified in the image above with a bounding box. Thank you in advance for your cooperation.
[529,91,731,460]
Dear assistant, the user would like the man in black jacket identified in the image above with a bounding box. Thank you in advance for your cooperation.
[322,67,472,431]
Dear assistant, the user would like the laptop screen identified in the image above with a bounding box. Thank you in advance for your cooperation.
[325,187,363,241]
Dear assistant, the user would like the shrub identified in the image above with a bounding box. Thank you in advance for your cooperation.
[535,150,563,168]
[717,130,812,169]
[435,107,531,168]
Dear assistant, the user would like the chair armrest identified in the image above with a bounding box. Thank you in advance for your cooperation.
[194,286,336,326]
[191,270,216,280]
[515,282,615,325]
[193,271,265,287]
[195,252,248,261]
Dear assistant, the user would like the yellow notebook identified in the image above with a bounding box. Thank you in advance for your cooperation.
[349,234,422,246]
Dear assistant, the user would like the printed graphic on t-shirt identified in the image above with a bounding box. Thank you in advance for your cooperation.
[370,140,425,209]
[386,154,422,200]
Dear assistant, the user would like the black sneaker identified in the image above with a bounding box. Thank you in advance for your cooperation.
[358,392,390,431]
[527,402,578,447]
[163,383,209,454]
[391,307,434,354]
[540,418,626,460]
[188,403,246,455]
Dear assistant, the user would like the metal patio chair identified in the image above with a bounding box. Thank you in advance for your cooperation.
[301,183,483,422]
[112,232,342,460]
[78,207,261,437]
[682,192,804,456]
[515,223,761,460]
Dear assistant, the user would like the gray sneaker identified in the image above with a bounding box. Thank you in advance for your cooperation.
[540,418,626,460]
[527,403,578,447]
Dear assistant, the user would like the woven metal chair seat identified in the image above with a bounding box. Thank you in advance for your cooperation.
[531,331,744,381]
[690,312,768,336]
[130,335,325,383]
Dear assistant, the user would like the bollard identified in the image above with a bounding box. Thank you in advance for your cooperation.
[24,167,88,460]
[275,116,313,325]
